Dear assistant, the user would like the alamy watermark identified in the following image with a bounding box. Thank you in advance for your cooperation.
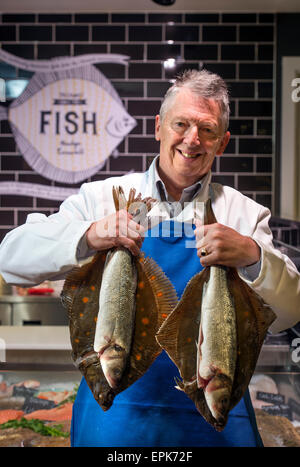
[0,78,5,102]
[0,338,6,362]
[291,78,300,103]
[291,337,300,363]
[96,200,206,248]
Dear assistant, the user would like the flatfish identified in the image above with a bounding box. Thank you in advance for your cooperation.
[61,186,178,410]
[156,199,276,431]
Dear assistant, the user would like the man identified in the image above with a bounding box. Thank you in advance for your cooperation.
[0,69,299,447]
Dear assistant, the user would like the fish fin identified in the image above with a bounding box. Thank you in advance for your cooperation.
[226,267,276,410]
[113,185,127,211]
[61,251,107,361]
[61,252,107,319]
[194,198,217,225]
[156,268,210,382]
[117,254,178,391]
[61,251,115,411]
[127,187,136,207]
[140,254,178,327]
[112,186,120,211]
[112,186,157,224]
[174,376,184,391]
[204,198,217,225]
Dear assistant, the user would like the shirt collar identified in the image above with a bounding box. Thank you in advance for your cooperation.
[151,154,211,204]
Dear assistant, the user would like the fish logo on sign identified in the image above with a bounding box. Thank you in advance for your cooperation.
[0,50,137,197]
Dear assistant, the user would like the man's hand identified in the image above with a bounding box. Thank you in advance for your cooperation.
[194,220,261,268]
[86,209,145,256]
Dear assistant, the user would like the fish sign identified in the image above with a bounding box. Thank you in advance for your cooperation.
[0,50,136,185]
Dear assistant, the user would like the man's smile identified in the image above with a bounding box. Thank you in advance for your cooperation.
[176,148,203,159]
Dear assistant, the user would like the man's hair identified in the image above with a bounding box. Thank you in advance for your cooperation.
[159,69,230,132]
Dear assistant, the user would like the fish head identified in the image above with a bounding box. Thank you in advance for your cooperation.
[204,374,232,424]
[99,344,128,389]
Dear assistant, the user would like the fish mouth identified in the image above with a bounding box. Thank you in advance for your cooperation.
[177,148,202,159]
[104,372,122,389]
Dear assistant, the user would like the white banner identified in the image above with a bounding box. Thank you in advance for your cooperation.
[0,182,78,201]
[0,49,129,72]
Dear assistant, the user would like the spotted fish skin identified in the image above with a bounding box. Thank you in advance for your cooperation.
[61,252,115,411]
[197,266,237,424]
[94,247,137,388]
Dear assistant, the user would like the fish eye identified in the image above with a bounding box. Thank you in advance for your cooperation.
[113,344,123,352]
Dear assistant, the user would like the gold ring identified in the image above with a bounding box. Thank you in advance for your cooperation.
[200,247,208,257]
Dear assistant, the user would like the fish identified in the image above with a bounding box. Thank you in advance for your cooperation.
[94,246,138,388]
[23,403,73,422]
[197,265,237,425]
[93,186,156,388]
[156,199,276,431]
[61,186,178,410]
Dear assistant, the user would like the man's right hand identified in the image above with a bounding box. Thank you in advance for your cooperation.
[86,209,145,256]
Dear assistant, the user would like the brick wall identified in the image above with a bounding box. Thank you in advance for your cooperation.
[0,12,275,242]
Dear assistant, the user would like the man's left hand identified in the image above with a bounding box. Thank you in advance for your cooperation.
[194,220,261,268]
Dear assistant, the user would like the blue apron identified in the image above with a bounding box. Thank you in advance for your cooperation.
[71,221,263,447]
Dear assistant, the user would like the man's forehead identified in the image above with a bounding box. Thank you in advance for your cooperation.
[169,89,221,116]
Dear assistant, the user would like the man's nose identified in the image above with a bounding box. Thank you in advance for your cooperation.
[183,125,200,146]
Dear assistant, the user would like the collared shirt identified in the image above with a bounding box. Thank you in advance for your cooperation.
[150,154,211,218]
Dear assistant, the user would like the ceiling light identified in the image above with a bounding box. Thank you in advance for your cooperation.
[163,58,176,69]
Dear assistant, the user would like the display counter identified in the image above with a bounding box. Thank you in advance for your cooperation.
[0,295,68,326]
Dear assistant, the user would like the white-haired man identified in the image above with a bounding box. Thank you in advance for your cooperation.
[0,69,299,447]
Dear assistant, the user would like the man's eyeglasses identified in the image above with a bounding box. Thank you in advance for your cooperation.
[171,120,222,142]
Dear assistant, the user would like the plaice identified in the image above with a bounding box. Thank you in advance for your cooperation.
[156,199,276,431]
[61,186,178,410]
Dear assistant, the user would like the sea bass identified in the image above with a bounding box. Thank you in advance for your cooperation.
[61,186,178,410]
[156,199,276,431]
[94,247,137,388]
[93,186,154,388]
[197,266,237,424]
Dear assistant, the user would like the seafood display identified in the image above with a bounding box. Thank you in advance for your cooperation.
[61,187,178,409]
[156,199,276,431]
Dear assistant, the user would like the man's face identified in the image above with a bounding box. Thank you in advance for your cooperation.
[155,88,230,190]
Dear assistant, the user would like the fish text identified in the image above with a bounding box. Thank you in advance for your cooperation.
[40,110,97,135]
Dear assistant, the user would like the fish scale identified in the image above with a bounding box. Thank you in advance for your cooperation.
[197,266,237,423]
[94,246,138,388]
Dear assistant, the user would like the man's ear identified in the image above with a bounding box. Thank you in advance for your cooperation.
[155,115,161,141]
[216,131,230,156]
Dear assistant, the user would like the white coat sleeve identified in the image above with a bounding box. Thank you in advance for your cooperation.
[0,183,97,286]
[238,206,300,333]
